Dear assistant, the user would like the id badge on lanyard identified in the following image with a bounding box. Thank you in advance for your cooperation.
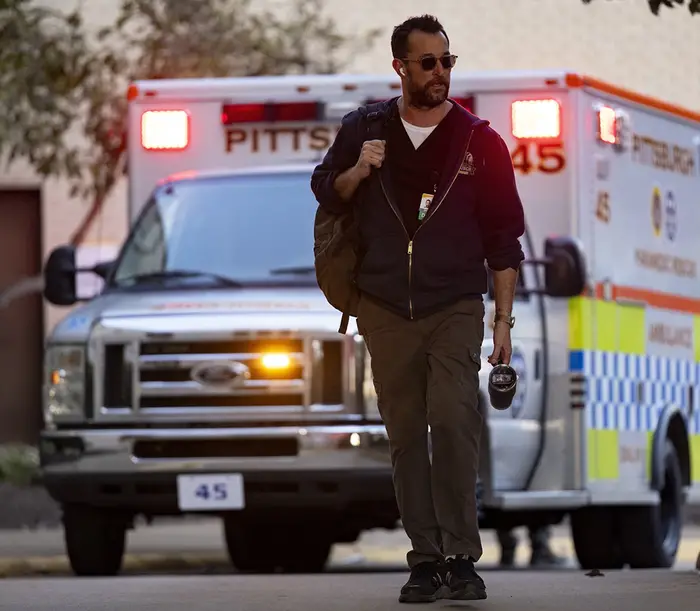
[418,172,439,223]
[418,193,433,222]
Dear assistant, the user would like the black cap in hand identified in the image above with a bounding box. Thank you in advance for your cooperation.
[488,362,518,411]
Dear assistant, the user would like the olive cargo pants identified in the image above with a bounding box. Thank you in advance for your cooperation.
[358,294,485,568]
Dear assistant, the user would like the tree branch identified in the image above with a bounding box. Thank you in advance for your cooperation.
[1,0,381,249]
[582,0,699,14]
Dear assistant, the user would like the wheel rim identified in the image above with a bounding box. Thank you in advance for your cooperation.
[660,462,681,558]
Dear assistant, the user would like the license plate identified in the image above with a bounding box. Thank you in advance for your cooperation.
[176,474,245,511]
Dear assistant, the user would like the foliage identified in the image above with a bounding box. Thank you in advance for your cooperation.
[0,443,40,487]
[0,0,381,245]
[581,0,700,15]
[0,1,90,190]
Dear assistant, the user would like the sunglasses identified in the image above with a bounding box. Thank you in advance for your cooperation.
[403,54,458,72]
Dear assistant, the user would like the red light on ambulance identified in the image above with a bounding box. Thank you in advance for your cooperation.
[221,102,321,125]
[141,110,189,150]
[511,99,561,139]
[597,105,617,144]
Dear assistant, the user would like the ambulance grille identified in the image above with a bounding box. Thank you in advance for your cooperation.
[135,336,306,412]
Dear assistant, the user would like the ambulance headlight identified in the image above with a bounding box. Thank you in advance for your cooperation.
[44,345,86,423]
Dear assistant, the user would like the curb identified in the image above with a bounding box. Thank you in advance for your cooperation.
[0,553,230,578]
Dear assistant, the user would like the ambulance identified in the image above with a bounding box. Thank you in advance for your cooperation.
[38,69,700,576]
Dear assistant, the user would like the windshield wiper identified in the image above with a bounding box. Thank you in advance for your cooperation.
[269,266,316,275]
[113,270,243,288]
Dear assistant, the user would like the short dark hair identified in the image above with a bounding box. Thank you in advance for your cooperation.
[391,14,450,59]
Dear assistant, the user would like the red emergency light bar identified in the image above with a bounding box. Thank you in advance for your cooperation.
[221,101,323,125]
[511,99,561,139]
[141,110,190,150]
[597,105,617,144]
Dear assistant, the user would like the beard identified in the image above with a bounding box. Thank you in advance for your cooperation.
[407,76,449,109]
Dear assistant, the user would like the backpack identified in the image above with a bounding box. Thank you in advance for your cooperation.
[313,100,394,334]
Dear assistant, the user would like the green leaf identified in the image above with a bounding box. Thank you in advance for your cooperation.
[582,0,698,14]
[0,443,40,487]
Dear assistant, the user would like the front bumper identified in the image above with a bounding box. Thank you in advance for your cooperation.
[39,424,395,513]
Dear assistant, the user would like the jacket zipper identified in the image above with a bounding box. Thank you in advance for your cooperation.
[378,127,477,320]
[407,240,414,318]
[379,176,415,318]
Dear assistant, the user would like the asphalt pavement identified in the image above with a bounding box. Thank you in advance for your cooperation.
[0,569,698,611]
[1,519,699,610]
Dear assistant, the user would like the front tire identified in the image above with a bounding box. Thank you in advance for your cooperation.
[223,517,333,574]
[62,504,128,576]
[617,440,684,568]
[570,506,624,570]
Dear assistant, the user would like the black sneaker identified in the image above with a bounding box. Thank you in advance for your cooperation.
[444,555,487,600]
[399,561,446,603]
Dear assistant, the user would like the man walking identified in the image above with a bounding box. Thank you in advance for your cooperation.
[311,14,525,603]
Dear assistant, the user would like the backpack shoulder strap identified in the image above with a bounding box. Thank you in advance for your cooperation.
[338,308,351,335]
[358,97,398,141]
[336,97,397,336]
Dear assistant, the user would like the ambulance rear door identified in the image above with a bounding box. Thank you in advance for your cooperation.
[475,80,576,493]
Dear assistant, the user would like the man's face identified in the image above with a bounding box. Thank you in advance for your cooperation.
[400,30,452,109]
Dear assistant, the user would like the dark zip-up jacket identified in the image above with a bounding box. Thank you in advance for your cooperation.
[310,98,525,320]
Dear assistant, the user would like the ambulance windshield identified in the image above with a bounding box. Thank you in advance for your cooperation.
[110,170,318,289]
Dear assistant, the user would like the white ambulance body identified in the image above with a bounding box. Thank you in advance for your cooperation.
[126,70,700,567]
[40,70,700,576]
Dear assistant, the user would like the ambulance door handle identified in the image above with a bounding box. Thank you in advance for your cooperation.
[534,350,541,380]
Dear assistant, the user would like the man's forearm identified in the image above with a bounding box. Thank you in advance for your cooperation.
[492,267,519,316]
[333,165,365,202]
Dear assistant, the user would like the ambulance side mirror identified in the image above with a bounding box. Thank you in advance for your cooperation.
[43,245,78,306]
[43,246,115,306]
[543,237,586,298]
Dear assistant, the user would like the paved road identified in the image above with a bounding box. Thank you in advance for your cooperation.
[1,519,699,577]
[0,570,698,611]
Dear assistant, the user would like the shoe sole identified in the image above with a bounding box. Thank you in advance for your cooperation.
[446,583,488,601]
[398,591,442,603]
[398,594,439,603]
[399,585,449,603]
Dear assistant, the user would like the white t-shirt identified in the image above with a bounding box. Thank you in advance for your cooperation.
[400,117,436,149]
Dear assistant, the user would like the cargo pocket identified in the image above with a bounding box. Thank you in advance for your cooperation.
[456,348,482,395]
[468,348,482,373]
[463,349,484,414]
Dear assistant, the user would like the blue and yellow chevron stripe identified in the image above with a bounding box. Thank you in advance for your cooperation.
[568,296,700,483]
